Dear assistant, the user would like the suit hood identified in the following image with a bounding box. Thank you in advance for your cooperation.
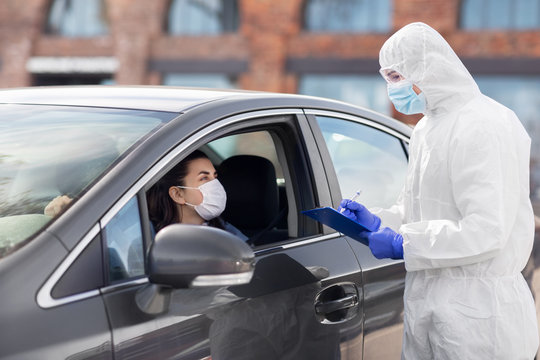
[379,22,481,116]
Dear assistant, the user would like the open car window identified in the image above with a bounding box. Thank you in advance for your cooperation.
[146,117,320,248]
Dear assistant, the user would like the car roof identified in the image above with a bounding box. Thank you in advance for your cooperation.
[0,85,412,136]
[0,86,262,112]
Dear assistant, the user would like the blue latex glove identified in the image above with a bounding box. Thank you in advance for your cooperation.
[367,227,404,260]
[338,199,381,232]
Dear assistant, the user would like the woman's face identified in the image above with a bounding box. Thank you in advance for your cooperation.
[179,157,218,206]
[168,157,217,211]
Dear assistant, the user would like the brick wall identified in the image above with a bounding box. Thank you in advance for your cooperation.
[1,0,539,116]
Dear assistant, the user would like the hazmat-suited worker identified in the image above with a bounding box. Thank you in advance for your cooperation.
[339,22,539,359]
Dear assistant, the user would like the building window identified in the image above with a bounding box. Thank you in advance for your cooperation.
[303,0,392,33]
[162,73,236,88]
[475,75,540,202]
[460,0,540,30]
[167,0,239,35]
[45,0,109,37]
[299,74,391,115]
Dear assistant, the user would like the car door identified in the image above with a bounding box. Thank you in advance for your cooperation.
[0,104,176,360]
[305,109,410,359]
[100,108,365,359]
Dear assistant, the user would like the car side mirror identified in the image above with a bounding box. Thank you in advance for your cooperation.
[147,224,255,288]
[136,224,255,315]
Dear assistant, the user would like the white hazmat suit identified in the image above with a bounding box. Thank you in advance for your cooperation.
[374,22,539,359]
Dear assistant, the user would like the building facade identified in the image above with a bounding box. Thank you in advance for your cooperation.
[1,0,540,202]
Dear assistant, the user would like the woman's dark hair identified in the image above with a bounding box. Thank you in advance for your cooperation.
[147,150,224,233]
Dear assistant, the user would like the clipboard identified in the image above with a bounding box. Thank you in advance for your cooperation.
[302,207,376,245]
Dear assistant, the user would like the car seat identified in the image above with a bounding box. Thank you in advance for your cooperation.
[219,155,288,246]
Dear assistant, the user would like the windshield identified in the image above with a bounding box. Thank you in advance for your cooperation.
[0,104,177,257]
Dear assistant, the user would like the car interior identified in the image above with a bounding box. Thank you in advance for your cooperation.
[218,154,289,246]
[144,126,305,251]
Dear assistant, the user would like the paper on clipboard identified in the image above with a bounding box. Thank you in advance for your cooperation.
[302,207,377,245]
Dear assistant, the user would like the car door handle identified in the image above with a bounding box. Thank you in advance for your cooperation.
[315,294,358,315]
[314,283,360,324]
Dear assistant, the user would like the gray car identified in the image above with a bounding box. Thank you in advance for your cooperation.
[1,86,532,359]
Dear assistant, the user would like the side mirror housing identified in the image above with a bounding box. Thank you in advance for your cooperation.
[147,224,255,288]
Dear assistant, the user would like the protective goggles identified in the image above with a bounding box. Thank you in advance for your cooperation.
[379,68,405,84]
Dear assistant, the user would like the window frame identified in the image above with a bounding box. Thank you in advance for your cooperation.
[140,112,325,248]
[101,195,147,285]
[36,224,103,309]
[51,231,105,299]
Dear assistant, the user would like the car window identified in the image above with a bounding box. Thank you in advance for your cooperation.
[316,115,408,208]
[0,104,175,258]
[147,121,319,247]
[103,196,145,282]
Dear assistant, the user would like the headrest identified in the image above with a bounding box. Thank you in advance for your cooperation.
[219,155,279,230]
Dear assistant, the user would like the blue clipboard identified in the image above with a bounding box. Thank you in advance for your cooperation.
[302,207,376,245]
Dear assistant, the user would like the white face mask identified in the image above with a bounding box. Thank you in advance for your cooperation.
[177,179,227,220]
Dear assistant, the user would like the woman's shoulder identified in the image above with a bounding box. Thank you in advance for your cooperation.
[221,220,249,242]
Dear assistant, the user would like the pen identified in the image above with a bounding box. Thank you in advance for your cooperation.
[340,189,362,213]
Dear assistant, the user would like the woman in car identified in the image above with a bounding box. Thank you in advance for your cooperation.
[147,150,247,240]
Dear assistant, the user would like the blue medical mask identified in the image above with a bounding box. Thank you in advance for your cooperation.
[387,80,426,115]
